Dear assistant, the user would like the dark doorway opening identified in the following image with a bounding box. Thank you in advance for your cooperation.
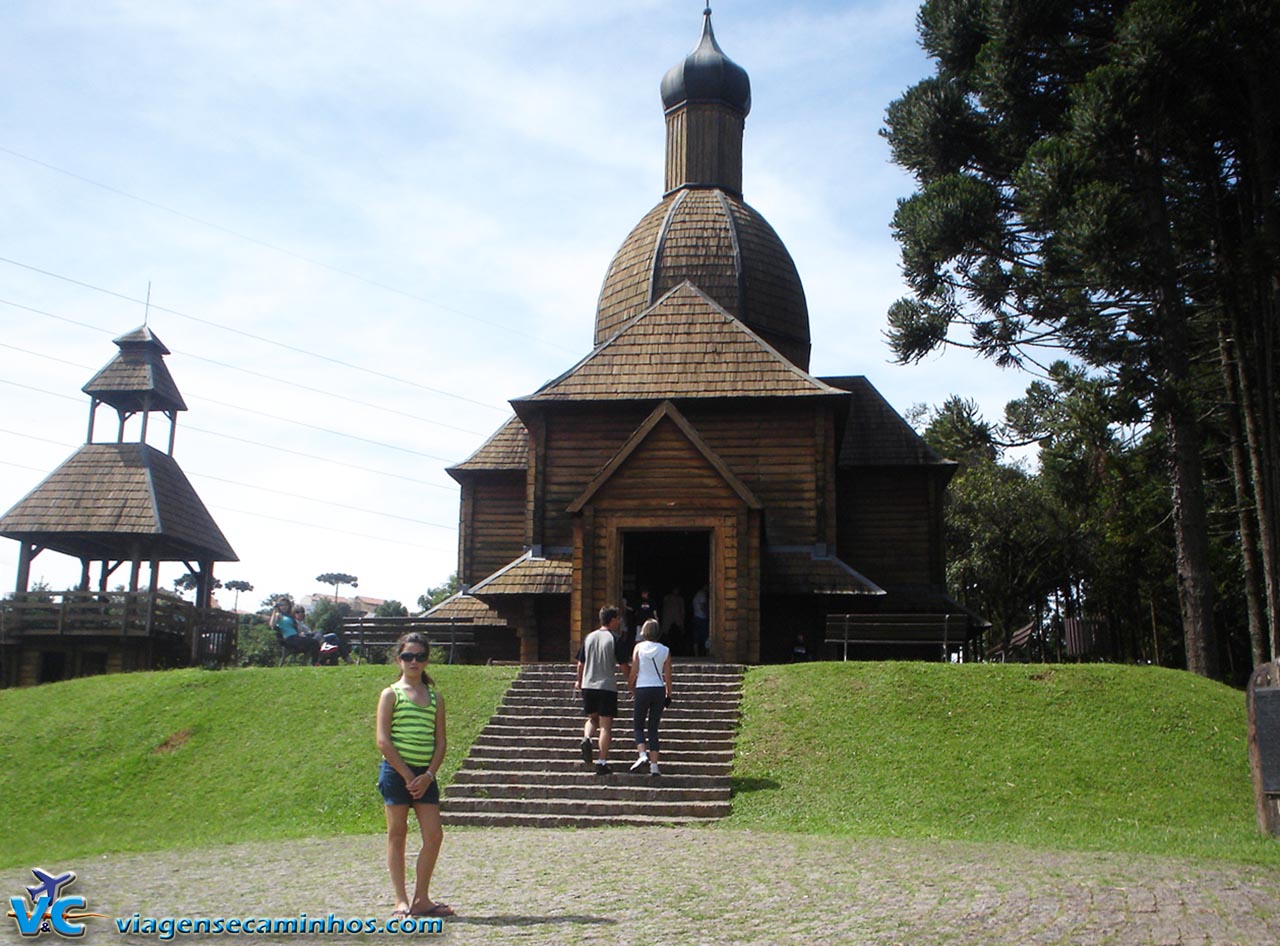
[38,650,67,684]
[622,530,710,657]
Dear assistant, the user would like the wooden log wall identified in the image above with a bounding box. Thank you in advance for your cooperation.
[540,401,825,551]
[682,401,824,545]
[836,468,942,588]
[539,405,651,549]
[459,473,527,586]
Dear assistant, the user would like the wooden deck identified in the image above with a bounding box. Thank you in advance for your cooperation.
[0,590,238,685]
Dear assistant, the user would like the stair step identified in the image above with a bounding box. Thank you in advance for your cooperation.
[442,796,730,818]
[449,770,723,790]
[508,675,742,687]
[476,727,737,742]
[504,692,740,706]
[494,715,740,728]
[457,757,731,777]
[465,752,737,768]
[491,708,741,722]
[446,782,729,802]
[441,663,744,826]
[440,811,716,828]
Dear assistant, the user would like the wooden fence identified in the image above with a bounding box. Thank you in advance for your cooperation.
[0,590,238,666]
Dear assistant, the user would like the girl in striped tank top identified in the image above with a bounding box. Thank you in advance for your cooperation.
[375,631,452,919]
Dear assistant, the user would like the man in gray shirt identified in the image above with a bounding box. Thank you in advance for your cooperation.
[574,605,628,775]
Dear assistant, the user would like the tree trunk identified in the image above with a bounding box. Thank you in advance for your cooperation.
[1167,405,1218,678]
[1219,321,1269,666]
[1136,129,1220,679]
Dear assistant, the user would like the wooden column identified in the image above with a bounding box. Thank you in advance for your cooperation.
[519,598,538,664]
[15,543,36,595]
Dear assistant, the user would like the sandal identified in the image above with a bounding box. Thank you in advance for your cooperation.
[412,903,455,918]
[390,908,411,919]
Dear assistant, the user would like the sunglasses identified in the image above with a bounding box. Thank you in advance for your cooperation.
[399,651,428,662]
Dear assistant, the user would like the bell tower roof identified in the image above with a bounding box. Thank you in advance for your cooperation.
[82,325,186,414]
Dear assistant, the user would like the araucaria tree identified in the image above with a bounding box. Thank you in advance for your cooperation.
[316,572,359,602]
[883,0,1280,677]
[224,579,253,612]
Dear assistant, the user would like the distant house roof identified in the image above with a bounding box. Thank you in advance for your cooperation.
[516,282,844,404]
[823,376,956,469]
[0,442,236,562]
[448,415,529,476]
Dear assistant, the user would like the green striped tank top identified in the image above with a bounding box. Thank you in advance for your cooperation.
[391,683,437,767]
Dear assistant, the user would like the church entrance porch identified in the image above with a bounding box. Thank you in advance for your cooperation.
[622,529,710,657]
[571,508,761,663]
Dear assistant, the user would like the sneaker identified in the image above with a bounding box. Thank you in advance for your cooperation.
[595,763,613,776]
[629,754,649,772]
[649,766,661,777]
[580,738,593,764]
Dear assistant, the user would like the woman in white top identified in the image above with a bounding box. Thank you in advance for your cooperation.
[626,619,672,776]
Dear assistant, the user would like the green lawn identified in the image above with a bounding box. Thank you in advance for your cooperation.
[729,661,1278,864]
[0,663,516,867]
[2,660,1276,868]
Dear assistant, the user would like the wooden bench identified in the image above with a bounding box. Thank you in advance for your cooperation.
[824,613,966,661]
[340,615,477,665]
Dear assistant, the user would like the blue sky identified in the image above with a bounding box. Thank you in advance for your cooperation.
[0,1,1035,609]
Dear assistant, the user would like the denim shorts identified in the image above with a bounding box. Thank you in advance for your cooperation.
[378,759,440,807]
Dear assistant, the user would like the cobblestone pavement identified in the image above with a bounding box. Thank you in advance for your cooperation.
[5,829,1278,945]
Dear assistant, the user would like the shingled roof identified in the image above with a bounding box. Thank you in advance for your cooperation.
[421,590,509,627]
[447,415,529,476]
[518,282,843,404]
[0,443,236,561]
[824,376,957,469]
[594,189,810,368]
[763,547,884,596]
[82,326,187,414]
[469,550,573,597]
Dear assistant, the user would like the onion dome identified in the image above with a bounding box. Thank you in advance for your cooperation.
[595,188,811,370]
[660,8,751,116]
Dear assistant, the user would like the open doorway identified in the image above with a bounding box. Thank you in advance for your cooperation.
[622,530,710,657]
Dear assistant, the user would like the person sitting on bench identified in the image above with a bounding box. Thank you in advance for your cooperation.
[271,598,320,664]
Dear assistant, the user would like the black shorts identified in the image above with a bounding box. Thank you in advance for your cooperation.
[581,687,618,718]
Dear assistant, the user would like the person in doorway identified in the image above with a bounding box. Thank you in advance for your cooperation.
[791,632,809,662]
[636,588,657,628]
[661,585,685,652]
[618,597,637,658]
[691,585,709,657]
[270,598,320,664]
[574,605,627,775]
[627,619,672,776]
[375,631,453,919]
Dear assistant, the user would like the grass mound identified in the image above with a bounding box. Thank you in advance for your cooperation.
[0,664,516,867]
[2,660,1275,868]
[730,662,1277,864]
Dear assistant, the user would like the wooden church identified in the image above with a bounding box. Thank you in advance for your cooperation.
[429,11,981,663]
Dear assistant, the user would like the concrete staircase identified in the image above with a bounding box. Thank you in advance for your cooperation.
[441,662,743,827]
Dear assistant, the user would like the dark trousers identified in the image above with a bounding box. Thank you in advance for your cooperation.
[633,687,666,752]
